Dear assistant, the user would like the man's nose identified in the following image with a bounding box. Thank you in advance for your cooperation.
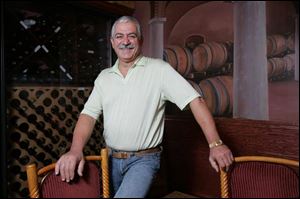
[122,36,130,44]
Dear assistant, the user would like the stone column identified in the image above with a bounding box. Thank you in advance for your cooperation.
[233,1,269,120]
[148,17,166,59]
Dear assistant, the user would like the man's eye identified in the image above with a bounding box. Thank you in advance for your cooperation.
[115,35,123,39]
[129,35,137,39]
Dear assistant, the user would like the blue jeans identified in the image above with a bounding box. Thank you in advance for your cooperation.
[109,149,161,198]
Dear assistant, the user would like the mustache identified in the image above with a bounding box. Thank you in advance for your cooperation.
[118,43,135,49]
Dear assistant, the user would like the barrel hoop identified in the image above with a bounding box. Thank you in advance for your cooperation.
[196,82,205,97]
[268,59,275,77]
[216,76,230,115]
[166,47,179,70]
[221,43,228,64]
[163,51,168,62]
[206,79,219,115]
[206,43,214,70]
[182,47,192,76]
[271,37,277,55]
[169,47,179,68]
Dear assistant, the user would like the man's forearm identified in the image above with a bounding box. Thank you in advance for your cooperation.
[70,113,96,153]
[189,97,221,145]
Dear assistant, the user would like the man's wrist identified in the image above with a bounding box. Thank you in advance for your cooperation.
[209,139,223,149]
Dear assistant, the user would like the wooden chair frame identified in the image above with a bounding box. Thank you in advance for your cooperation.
[26,148,110,198]
[220,156,299,198]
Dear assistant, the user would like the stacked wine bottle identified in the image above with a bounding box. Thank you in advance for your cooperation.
[7,86,106,197]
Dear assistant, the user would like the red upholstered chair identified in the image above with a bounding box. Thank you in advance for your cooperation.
[26,148,109,198]
[220,156,299,198]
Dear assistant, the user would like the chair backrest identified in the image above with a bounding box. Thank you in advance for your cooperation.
[220,156,299,198]
[26,148,110,198]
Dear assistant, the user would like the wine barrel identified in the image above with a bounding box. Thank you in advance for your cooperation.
[283,54,295,72]
[216,75,233,115]
[267,57,287,77]
[267,34,287,57]
[286,34,295,52]
[199,75,233,116]
[187,79,204,96]
[163,48,178,71]
[163,45,193,77]
[192,41,228,73]
[184,34,206,51]
[183,80,204,111]
[223,41,234,63]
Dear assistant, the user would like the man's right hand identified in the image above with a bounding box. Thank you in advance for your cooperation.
[54,150,85,182]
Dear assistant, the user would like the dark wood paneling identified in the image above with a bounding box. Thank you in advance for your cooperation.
[67,1,134,16]
[162,115,299,197]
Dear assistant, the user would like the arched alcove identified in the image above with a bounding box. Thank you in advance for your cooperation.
[167,1,233,46]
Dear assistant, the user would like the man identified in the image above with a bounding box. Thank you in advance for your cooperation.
[55,16,233,198]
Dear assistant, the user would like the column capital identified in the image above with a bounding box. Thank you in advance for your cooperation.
[149,17,166,25]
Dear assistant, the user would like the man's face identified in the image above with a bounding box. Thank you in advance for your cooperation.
[110,22,141,64]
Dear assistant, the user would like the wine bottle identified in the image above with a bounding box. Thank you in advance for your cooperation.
[19,90,29,100]
[28,114,37,123]
[18,90,35,110]
[65,104,73,113]
[19,171,27,181]
[58,112,66,120]
[51,134,60,144]
[58,97,66,106]
[36,121,45,131]
[36,137,46,146]
[19,139,30,149]
[10,99,27,117]
[10,148,21,159]
[36,152,46,162]
[50,89,59,99]
[10,131,21,142]
[51,105,59,114]
[65,90,72,99]
[19,155,30,165]
[43,97,52,107]
[77,90,85,99]
[36,105,45,114]
[44,128,53,137]
[35,90,44,99]
[28,130,37,139]
[71,97,79,106]
[28,146,37,156]
[18,122,29,133]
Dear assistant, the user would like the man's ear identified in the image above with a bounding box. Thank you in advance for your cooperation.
[110,38,115,49]
[139,38,143,46]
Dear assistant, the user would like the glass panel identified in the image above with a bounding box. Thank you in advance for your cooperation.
[5,1,112,86]
[4,1,116,197]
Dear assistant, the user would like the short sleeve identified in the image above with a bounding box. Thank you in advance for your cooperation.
[161,63,201,110]
[80,77,103,120]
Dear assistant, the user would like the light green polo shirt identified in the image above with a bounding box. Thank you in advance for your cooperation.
[81,56,200,151]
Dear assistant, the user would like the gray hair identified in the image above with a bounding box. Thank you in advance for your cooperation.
[111,16,143,41]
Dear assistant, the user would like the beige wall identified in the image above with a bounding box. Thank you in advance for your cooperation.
[167,1,233,45]
[134,1,296,50]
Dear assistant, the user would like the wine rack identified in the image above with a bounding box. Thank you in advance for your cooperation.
[4,1,113,86]
[7,86,105,198]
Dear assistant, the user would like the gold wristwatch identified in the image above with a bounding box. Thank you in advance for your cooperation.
[209,139,223,149]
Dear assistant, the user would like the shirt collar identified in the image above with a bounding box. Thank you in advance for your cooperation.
[109,56,146,73]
